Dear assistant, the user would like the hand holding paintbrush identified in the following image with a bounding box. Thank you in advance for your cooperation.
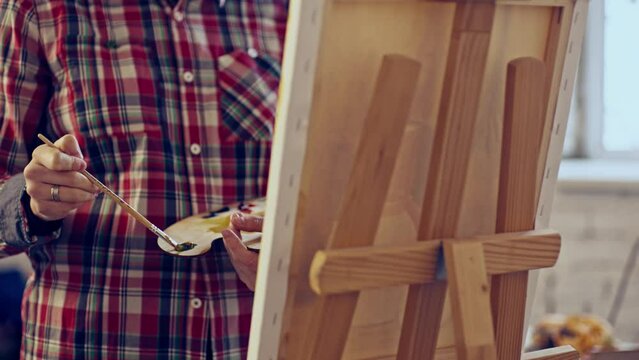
[33,134,195,252]
[23,134,97,221]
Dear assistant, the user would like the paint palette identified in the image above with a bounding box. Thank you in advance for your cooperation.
[157,198,265,257]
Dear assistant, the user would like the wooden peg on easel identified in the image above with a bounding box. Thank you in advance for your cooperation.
[288,54,421,360]
[492,57,547,360]
[444,240,497,360]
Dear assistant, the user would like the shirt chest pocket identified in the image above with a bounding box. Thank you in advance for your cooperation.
[216,50,281,142]
[57,36,163,141]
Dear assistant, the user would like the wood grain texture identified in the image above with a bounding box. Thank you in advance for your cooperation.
[310,230,560,294]
[398,2,496,359]
[444,241,497,360]
[284,55,421,359]
[522,346,580,360]
[310,240,441,294]
[307,54,421,359]
[496,58,546,233]
[444,6,554,358]
[270,2,571,359]
[277,3,454,358]
[491,57,547,360]
[457,4,551,239]
[339,6,454,357]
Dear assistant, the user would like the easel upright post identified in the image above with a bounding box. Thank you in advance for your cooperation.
[398,2,496,358]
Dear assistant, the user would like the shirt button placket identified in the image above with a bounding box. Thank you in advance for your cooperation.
[169,4,203,211]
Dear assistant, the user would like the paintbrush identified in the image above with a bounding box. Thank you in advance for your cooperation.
[37,134,196,253]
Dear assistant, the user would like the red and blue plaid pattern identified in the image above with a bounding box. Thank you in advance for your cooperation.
[0,0,287,358]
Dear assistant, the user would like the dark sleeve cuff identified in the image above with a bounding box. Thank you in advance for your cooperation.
[0,174,62,248]
[20,183,63,236]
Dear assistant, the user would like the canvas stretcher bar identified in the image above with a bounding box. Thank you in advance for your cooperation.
[246,0,326,358]
[526,0,589,341]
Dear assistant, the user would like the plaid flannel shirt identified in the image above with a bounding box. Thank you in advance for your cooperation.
[0,0,287,358]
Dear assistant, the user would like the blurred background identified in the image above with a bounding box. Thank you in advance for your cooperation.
[0,0,637,358]
[527,0,639,354]
[0,256,29,358]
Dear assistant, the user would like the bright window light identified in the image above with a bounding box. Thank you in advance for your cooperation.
[603,0,639,152]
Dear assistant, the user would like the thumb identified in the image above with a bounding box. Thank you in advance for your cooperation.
[55,134,84,159]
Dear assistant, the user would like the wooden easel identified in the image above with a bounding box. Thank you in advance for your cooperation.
[249,1,590,359]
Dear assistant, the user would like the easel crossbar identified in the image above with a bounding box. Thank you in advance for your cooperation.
[309,229,560,295]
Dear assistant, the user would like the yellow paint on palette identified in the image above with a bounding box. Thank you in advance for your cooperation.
[206,215,232,233]
[204,210,265,233]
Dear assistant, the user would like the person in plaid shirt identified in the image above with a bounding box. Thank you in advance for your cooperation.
[0,0,287,358]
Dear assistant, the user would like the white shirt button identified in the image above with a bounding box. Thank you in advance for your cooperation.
[247,48,258,58]
[173,11,185,22]
[183,71,194,83]
[190,297,202,309]
[190,143,202,155]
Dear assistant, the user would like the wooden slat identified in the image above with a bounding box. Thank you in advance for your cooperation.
[529,0,586,348]
[536,5,573,205]
[311,240,441,294]
[491,57,547,360]
[309,230,560,294]
[451,5,559,358]
[397,2,496,359]
[496,57,546,236]
[276,3,456,359]
[247,0,326,357]
[522,346,580,360]
[289,55,421,359]
[444,241,496,360]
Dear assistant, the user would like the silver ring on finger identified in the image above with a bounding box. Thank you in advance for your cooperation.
[50,185,61,202]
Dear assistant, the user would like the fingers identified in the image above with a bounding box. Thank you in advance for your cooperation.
[26,182,97,203]
[221,228,257,265]
[24,163,97,193]
[24,134,92,221]
[230,212,263,232]
[32,137,86,172]
[56,134,83,159]
[25,181,94,221]
[221,228,259,291]
[30,198,85,221]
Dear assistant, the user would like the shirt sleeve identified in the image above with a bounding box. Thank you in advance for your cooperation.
[0,1,59,258]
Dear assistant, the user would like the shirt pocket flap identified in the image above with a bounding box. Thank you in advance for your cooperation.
[217,50,281,142]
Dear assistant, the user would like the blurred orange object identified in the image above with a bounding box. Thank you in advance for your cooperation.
[528,314,617,355]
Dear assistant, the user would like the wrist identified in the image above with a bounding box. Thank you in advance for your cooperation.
[20,187,63,237]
